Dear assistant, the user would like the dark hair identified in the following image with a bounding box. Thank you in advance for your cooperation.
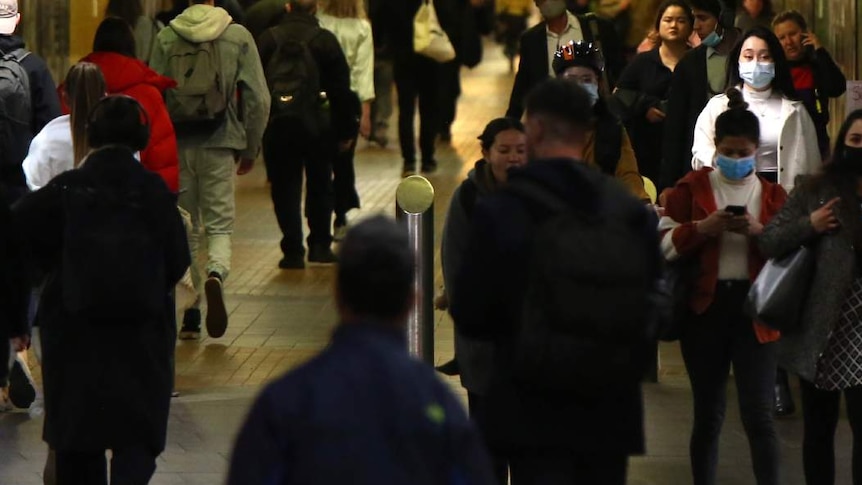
[688,0,721,19]
[478,117,525,151]
[726,26,798,100]
[87,95,150,152]
[772,9,808,31]
[654,0,695,34]
[65,63,107,167]
[525,78,593,138]
[104,0,142,29]
[337,216,414,320]
[828,110,862,172]
[715,88,760,145]
[93,17,136,58]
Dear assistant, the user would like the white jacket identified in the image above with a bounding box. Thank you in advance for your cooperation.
[22,115,73,191]
[317,13,375,102]
[691,91,821,190]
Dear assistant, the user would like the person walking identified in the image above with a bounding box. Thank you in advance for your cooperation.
[11,95,190,485]
[150,0,271,339]
[317,0,374,239]
[759,109,862,485]
[612,0,693,184]
[228,216,496,485]
[105,0,162,65]
[660,89,787,485]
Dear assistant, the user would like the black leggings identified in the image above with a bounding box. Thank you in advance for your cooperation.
[801,379,862,485]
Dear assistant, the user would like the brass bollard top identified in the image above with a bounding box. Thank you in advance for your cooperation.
[396,175,435,214]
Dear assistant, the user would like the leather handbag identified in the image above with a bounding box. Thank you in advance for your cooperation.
[745,246,815,332]
[413,0,456,63]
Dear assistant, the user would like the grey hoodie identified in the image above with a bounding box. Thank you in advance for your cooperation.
[150,5,271,159]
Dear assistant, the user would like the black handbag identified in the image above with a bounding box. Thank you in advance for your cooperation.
[652,258,697,342]
[745,246,815,332]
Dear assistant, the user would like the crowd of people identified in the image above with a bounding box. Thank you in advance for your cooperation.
[0,0,859,484]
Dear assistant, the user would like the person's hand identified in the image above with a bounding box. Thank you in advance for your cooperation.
[741,213,764,236]
[359,112,372,139]
[810,197,841,233]
[727,214,758,235]
[11,335,30,352]
[434,292,449,311]
[338,139,355,153]
[236,158,255,175]
[646,107,666,123]
[696,210,734,237]
[802,31,822,51]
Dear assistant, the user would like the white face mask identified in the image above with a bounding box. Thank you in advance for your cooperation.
[581,82,600,106]
[738,61,775,89]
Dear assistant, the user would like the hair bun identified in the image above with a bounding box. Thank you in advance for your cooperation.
[725,87,749,111]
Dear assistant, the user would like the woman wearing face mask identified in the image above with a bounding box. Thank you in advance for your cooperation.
[612,0,694,184]
[553,40,650,202]
[660,91,787,485]
[440,117,527,484]
[691,26,820,191]
[759,110,862,485]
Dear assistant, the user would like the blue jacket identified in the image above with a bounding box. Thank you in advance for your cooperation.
[228,321,495,485]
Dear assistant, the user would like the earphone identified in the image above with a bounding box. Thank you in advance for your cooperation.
[86,94,151,152]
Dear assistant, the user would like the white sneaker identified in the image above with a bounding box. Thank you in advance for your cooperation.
[333,224,348,242]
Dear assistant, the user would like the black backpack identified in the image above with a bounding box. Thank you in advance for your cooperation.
[0,48,32,171]
[506,176,653,394]
[264,23,327,135]
[60,183,167,319]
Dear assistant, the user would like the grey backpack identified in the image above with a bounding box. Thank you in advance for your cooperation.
[0,48,31,169]
[164,30,228,134]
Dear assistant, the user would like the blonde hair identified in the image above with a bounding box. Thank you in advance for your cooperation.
[65,62,107,167]
[320,0,366,19]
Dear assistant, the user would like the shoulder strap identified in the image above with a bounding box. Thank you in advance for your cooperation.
[581,13,611,93]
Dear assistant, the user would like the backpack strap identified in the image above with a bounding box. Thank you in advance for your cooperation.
[594,111,623,176]
[0,47,30,62]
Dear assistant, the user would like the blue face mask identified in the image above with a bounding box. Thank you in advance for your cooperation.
[580,82,600,106]
[738,61,775,90]
[716,154,756,180]
[701,29,723,47]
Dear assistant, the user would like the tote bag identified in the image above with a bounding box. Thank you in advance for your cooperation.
[745,246,815,332]
[413,0,456,63]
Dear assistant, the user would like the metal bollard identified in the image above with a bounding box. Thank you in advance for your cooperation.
[395,175,435,364]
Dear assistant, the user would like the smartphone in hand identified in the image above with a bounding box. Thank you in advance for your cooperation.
[725,205,747,216]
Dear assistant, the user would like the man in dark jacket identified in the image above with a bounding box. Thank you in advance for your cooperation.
[228,216,495,485]
[11,96,190,483]
[659,0,739,192]
[773,10,846,160]
[0,0,62,194]
[505,0,624,120]
[0,183,29,410]
[452,78,660,484]
[257,0,359,268]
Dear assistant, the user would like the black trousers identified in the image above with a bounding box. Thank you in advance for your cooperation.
[801,379,862,485]
[263,122,334,256]
[508,448,627,485]
[55,447,156,485]
[680,281,780,485]
[468,392,509,485]
[393,54,439,167]
[438,60,461,134]
[332,135,360,222]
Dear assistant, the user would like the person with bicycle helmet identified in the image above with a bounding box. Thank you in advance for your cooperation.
[553,40,650,202]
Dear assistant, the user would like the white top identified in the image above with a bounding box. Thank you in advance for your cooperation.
[546,11,584,77]
[23,115,73,191]
[743,87,783,172]
[710,170,762,280]
[317,13,375,102]
[690,87,821,190]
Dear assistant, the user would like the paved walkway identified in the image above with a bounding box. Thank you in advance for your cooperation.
[0,42,850,485]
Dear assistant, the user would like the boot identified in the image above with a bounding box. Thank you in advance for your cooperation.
[774,368,796,417]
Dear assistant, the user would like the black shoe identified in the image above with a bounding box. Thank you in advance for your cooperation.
[439,130,452,143]
[8,357,35,409]
[421,161,438,174]
[774,372,796,417]
[402,161,416,178]
[179,308,201,340]
[435,358,460,376]
[279,254,306,269]
[308,245,338,264]
[204,272,228,338]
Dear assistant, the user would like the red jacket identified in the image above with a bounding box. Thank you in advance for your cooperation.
[66,52,179,192]
[661,168,788,343]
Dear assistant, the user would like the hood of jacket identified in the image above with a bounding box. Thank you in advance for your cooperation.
[0,34,24,54]
[81,52,176,94]
[169,5,233,43]
[467,159,499,196]
[507,158,605,213]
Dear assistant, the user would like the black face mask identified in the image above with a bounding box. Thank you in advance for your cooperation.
[844,146,862,174]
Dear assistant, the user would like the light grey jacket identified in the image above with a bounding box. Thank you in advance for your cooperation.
[150,5,271,160]
[759,178,861,382]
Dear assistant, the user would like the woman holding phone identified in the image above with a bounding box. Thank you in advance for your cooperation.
[660,89,787,485]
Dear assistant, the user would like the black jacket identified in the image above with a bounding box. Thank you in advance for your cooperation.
[450,159,659,452]
[660,45,713,191]
[228,321,496,485]
[789,48,846,158]
[11,146,189,452]
[0,184,28,342]
[505,13,624,119]
[257,12,360,141]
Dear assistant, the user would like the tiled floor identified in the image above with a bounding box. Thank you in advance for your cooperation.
[0,42,852,485]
